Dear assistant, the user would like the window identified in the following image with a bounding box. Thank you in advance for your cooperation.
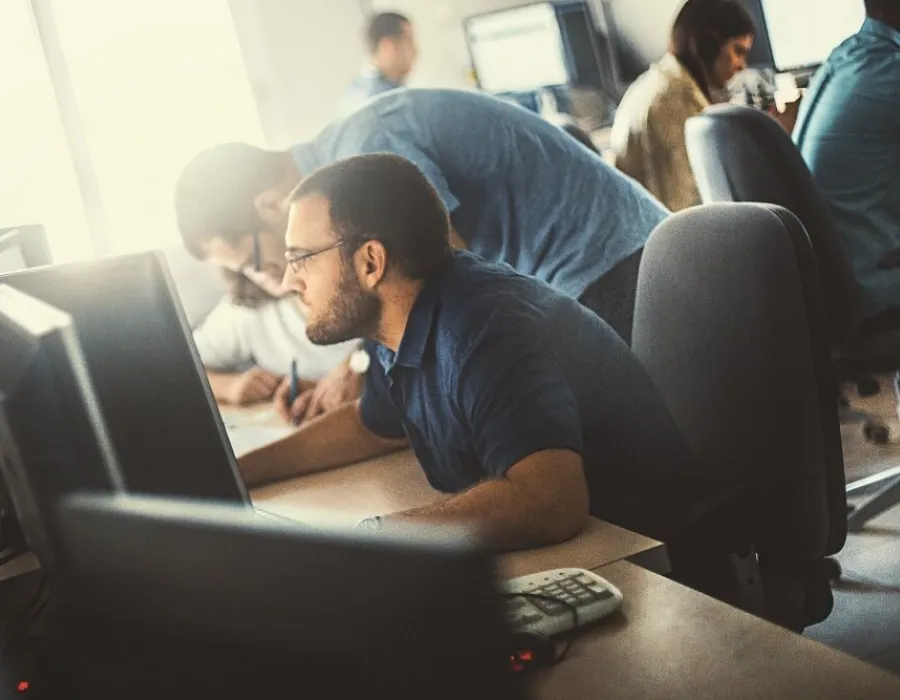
[48,0,265,254]
[0,0,91,263]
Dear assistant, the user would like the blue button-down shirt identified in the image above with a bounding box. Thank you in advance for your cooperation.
[293,89,668,301]
[339,66,403,117]
[794,18,900,318]
[358,251,706,540]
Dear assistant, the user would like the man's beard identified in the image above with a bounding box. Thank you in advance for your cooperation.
[306,265,381,345]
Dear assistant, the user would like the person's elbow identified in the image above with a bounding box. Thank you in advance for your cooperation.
[543,480,590,544]
[511,450,590,545]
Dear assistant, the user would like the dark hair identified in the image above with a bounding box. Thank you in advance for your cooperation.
[865,0,900,17]
[366,12,410,53]
[174,143,286,259]
[288,154,451,280]
[670,0,755,99]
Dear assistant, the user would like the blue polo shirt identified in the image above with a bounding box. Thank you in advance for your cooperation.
[794,18,900,318]
[293,88,668,301]
[358,251,710,540]
[339,66,403,117]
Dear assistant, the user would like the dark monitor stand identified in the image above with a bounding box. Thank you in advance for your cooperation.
[38,493,523,700]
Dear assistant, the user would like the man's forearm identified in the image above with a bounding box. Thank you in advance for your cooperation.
[239,401,407,487]
[206,371,238,404]
[387,473,588,552]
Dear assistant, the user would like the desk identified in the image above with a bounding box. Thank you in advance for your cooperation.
[531,560,900,699]
[251,449,664,578]
[240,406,900,696]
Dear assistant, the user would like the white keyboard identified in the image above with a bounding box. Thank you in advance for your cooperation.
[500,568,623,637]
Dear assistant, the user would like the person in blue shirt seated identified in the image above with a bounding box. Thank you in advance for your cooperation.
[237,153,727,551]
[794,0,900,323]
[340,12,417,116]
[174,88,669,359]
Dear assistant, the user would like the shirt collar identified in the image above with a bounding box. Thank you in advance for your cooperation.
[393,275,441,369]
[360,63,402,87]
[861,17,900,49]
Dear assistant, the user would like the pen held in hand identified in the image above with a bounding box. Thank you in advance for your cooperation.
[289,359,299,406]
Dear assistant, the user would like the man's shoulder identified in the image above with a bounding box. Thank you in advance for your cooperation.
[434,253,591,351]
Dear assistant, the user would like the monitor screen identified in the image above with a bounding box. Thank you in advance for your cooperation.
[467,2,570,94]
[761,0,865,71]
[0,252,249,505]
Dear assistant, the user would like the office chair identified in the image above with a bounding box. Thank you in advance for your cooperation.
[685,104,900,531]
[632,203,847,630]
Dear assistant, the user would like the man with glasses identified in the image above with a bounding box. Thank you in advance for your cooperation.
[236,153,719,553]
[174,89,668,358]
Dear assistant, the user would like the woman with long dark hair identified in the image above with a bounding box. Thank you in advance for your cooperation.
[611,0,755,211]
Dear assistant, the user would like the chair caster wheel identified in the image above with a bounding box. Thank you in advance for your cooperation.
[824,558,842,581]
[864,423,890,445]
[857,376,881,397]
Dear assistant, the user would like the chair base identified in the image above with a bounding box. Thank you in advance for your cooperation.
[846,467,900,531]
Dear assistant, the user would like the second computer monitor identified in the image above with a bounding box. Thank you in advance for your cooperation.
[0,225,52,274]
[0,285,122,569]
[46,493,520,700]
[760,0,865,72]
[0,252,249,505]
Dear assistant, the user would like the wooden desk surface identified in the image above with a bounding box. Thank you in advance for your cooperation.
[532,560,900,699]
[250,449,662,578]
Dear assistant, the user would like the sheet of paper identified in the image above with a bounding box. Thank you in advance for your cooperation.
[226,425,294,457]
[219,406,279,429]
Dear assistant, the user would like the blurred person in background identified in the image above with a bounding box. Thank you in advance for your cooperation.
[794,0,900,324]
[340,12,417,116]
[611,0,756,211]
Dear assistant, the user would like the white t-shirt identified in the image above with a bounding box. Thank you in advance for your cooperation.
[193,297,357,380]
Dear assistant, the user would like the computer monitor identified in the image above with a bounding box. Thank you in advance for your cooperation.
[467,2,572,94]
[760,0,865,72]
[0,285,123,571]
[0,225,52,274]
[0,252,249,505]
[40,493,521,700]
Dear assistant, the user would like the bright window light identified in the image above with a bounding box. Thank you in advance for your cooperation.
[0,0,92,263]
[49,0,265,254]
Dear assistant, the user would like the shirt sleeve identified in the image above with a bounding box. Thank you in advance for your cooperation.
[457,322,584,479]
[358,341,407,440]
[192,300,254,371]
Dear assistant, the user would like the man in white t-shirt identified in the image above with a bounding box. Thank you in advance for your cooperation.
[194,295,359,413]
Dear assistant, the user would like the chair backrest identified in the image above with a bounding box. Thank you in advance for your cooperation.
[685,104,863,345]
[632,203,846,573]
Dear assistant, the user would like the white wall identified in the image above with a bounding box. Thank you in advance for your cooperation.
[369,0,528,90]
[229,0,368,148]
[227,0,611,146]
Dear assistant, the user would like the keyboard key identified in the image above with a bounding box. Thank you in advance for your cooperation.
[530,598,568,616]
[589,586,614,600]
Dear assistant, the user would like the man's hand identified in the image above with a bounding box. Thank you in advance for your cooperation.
[222,368,282,406]
[273,357,363,425]
[238,401,407,487]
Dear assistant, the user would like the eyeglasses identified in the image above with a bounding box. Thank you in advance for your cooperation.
[285,241,345,274]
